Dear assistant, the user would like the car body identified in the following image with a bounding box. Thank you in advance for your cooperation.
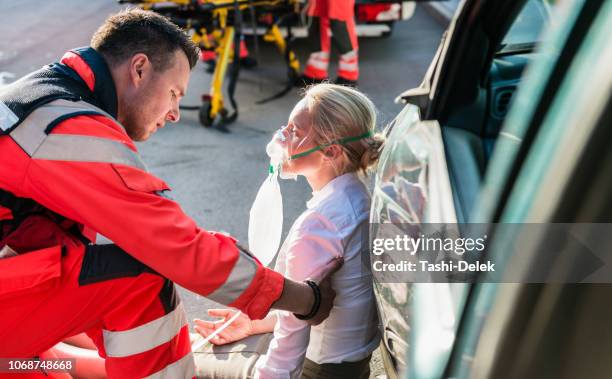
[371,0,612,378]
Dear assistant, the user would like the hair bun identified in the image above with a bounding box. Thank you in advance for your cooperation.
[359,132,385,173]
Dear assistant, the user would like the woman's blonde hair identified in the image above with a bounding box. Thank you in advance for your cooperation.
[303,83,384,175]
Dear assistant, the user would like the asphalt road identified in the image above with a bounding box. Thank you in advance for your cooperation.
[0,0,444,358]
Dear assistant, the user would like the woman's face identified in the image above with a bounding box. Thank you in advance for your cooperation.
[280,99,324,177]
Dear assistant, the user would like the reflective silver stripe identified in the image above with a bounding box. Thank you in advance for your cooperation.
[309,51,330,60]
[95,233,113,245]
[10,99,114,155]
[46,98,112,118]
[103,302,188,358]
[33,134,146,170]
[0,100,19,132]
[338,61,359,71]
[7,99,145,170]
[306,57,329,71]
[143,352,195,379]
[340,50,358,60]
[206,251,259,305]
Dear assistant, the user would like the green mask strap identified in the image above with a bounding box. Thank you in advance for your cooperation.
[289,130,373,161]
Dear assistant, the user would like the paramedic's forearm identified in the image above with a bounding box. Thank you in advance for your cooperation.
[272,279,314,316]
[271,257,342,325]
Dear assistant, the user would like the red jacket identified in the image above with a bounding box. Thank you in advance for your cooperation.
[0,48,284,319]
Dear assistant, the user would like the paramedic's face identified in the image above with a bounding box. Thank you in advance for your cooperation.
[122,49,189,141]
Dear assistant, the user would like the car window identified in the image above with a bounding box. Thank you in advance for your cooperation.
[498,0,554,52]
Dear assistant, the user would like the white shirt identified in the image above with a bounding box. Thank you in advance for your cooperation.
[254,173,381,379]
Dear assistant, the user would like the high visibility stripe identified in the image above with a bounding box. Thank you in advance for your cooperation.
[340,50,358,60]
[310,51,330,60]
[95,233,113,245]
[10,99,110,156]
[306,51,330,68]
[339,50,359,73]
[33,134,146,170]
[9,98,146,170]
[206,251,259,305]
[304,51,330,78]
[143,352,195,379]
[10,99,114,153]
[338,61,359,72]
[103,302,188,358]
[306,58,330,71]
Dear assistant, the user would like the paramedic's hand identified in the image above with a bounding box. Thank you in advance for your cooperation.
[194,310,252,345]
[272,257,343,325]
[306,256,344,325]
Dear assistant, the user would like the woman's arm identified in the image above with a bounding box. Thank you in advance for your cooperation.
[251,312,278,334]
[194,310,278,345]
[63,333,98,350]
[50,342,106,379]
[255,215,343,378]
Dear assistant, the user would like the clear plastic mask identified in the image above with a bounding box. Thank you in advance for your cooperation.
[266,125,312,180]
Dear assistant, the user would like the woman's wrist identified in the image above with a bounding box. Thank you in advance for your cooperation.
[250,313,278,334]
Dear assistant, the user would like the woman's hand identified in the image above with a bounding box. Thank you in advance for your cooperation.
[193,309,253,345]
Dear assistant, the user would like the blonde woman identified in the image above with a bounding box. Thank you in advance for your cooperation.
[195,84,383,379]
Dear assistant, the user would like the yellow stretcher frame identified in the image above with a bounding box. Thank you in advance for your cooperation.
[130,0,302,127]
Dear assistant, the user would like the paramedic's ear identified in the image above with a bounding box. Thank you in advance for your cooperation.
[130,53,150,86]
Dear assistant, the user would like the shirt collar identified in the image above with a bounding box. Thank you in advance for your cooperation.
[306,173,358,209]
[59,46,118,118]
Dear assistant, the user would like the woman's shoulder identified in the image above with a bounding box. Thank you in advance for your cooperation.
[311,174,371,231]
[293,208,338,236]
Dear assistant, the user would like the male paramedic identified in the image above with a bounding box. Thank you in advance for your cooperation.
[0,8,341,378]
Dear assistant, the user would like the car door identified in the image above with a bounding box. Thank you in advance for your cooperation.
[372,0,556,377]
[442,1,612,377]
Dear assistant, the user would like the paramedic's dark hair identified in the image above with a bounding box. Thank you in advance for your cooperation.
[91,8,199,71]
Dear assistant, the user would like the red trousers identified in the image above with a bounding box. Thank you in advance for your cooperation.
[0,217,194,378]
[308,0,358,52]
[304,0,359,81]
